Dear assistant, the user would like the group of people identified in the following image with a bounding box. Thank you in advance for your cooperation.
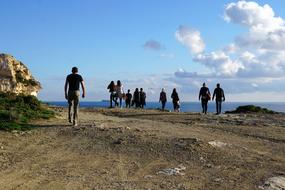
[158,83,225,114]
[64,67,225,126]
[107,80,147,109]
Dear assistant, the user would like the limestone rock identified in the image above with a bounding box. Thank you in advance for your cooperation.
[0,53,41,96]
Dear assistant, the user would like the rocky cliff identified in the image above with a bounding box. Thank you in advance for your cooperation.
[0,53,41,96]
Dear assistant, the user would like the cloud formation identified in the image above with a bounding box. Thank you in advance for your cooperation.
[173,1,285,100]
[143,40,165,51]
[176,1,285,79]
[175,26,205,54]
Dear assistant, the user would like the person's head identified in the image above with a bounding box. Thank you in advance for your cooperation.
[110,81,114,85]
[203,82,206,87]
[162,88,165,92]
[72,67,78,74]
[140,88,143,91]
[135,88,138,91]
[128,89,130,93]
[217,83,220,88]
[173,88,176,93]
[117,80,121,86]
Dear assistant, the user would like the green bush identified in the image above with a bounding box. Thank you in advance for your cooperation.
[0,92,55,131]
[226,105,276,114]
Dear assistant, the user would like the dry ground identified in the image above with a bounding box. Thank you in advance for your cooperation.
[0,107,284,190]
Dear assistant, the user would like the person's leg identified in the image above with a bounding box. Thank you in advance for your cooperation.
[162,101,165,110]
[109,93,113,108]
[201,100,205,113]
[68,97,73,123]
[120,98,122,108]
[205,100,208,114]
[73,91,80,126]
[218,101,222,114]
[215,100,219,114]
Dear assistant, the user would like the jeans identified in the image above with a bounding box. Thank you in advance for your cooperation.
[161,101,166,110]
[216,100,222,114]
[201,99,208,114]
[68,90,80,124]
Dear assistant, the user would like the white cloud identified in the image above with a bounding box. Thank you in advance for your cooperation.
[193,51,244,76]
[175,25,205,54]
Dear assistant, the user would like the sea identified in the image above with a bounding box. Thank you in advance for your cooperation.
[46,101,285,113]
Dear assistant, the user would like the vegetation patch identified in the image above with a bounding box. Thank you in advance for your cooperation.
[226,105,277,114]
[0,92,55,131]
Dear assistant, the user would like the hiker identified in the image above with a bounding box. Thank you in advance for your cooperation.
[139,88,146,108]
[159,88,167,110]
[133,88,140,108]
[171,88,180,112]
[125,89,132,108]
[64,67,85,126]
[107,81,116,108]
[199,83,211,114]
[115,80,124,108]
[212,83,225,115]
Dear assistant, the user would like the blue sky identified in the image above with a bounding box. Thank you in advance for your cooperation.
[1,0,285,101]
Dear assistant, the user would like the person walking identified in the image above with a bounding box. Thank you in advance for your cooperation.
[125,89,132,108]
[199,83,211,114]
[159,88,167,111]
[212,83,225,115]
[107,81,116,108]
[133,88,140,108]
[171,88,180,112]
[139,88,146,108]
[64,67,85,126]
[115,80,124,108]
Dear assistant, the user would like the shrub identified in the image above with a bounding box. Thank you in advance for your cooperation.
[0,92,55,131]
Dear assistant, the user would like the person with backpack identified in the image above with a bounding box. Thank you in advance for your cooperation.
[212,83,225,115]
[199,83,211,114]
[159,88,167,111]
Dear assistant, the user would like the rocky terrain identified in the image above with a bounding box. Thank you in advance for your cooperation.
[0,108,284,190]
[0,54,41,96]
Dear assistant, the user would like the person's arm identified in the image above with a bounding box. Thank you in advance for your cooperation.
[212,89,216,101]
[222,89,225,101]
[81,81,86,98]
[199,88,202,100]
[64,79,68,100]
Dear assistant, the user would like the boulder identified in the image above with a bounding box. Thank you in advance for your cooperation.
[0,53,41,96]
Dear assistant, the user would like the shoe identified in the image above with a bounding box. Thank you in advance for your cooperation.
[73,123,78,127]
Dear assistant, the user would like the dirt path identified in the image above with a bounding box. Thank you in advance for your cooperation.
[0,108,284,190]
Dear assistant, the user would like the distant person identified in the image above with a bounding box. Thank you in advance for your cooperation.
[133,88,140,108]
[107,81,116,108]
[171,88,180,112]
[212,83,225,115]
[125,89,132,108]
[64,67,85,126]
[139,88,146,108]
[159,88,167,110]
[115,80,124,108]
[199,83,211,114]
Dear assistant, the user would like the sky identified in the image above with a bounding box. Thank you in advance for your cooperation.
[0,0,285,102]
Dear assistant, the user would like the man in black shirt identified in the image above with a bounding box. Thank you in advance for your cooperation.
[125,89,132,108]
[64,67,86,126]
[212,83,225,115]
[199,83,210,114]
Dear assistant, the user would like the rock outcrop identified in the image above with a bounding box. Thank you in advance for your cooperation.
[0,53,41,96]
